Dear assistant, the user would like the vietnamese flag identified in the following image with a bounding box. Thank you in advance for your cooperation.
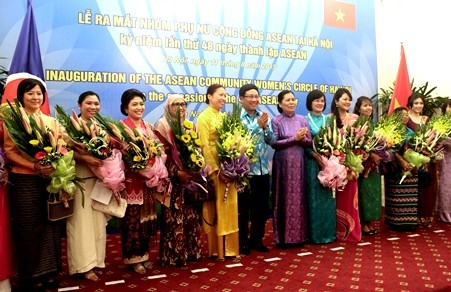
[388,44,412,114]
[324,0,356,30]
[2,0,50,115]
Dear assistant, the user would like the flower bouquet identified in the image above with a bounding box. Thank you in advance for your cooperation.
[398,118,451,184]
[167,109,213,203]
[216,103,255,201]
[428,114,451,161]
[313,118,348,197]
[344,116,381,178]
[55,105,125,198]
[167,109,205,172]
[373,112,405,151]
[1,100,83,217]
[94,113,168,192]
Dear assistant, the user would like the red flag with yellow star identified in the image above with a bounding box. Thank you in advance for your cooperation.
[388,44,412,114]
[324,0,356,30]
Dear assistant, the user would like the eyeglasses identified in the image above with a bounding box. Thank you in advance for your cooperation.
[172,102,187,107]
[244,95,260,99]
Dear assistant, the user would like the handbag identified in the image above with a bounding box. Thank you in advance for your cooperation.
[183,177,216,204]
[47,193,74,221]
[91,196,127,218]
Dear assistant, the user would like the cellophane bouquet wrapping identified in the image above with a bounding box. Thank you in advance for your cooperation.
[94,113,168,192]
[167,109,210,198]
[2,100,83,206]
[400,114,451,183]
[345,116,381,179]
[215,103,255,201]
[56,105,126,198]
[313,118,348,197]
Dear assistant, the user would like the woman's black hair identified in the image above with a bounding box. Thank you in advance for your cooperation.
[407,92,425,109]
[205,84,225,105]
[120,89,145,116]
[353,96,372,117]
[330,88,352,128]
[17,78,46,107]
[305,89,326,112]
[78,91,100,105]
[277,90,294,113]
[441,99,451,115]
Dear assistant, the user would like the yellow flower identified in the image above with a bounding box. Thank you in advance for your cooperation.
[133,156,142,162]
[190,153,197,162]
[149,146,158,155]
[29,139,39,146]
[181,134,191,143]
[44,146,53,153]
[195,159,205,168]
[194,139,202,146]
[189,131,197,139]
[183,120,194,129]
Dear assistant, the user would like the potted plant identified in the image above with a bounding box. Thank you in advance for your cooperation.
[372,79,448,118]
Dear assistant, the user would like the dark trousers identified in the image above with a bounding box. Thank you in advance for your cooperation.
[238,174,270,247]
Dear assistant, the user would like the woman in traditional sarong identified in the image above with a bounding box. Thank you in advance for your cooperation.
[353,96,382,235]
[5,78,62,291]
[120,89,159,273]
[0,121,13,292]
[155,94,202,266]
[384,107,418,230]
[66,91,108,281]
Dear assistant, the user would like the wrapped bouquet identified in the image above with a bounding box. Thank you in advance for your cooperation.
[373,112,405,151]
[167,109,205,172]
[313,118,348,197]
[166,109,212,202]
[1,100,82,205]
[216,103,255,201]
[345,116,382,178]
[55,105,126,197]
[399,115,451,184]
[94,113,168,192]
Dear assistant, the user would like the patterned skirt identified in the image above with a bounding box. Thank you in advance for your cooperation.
[385,175,418,230]
[8,173,62,281]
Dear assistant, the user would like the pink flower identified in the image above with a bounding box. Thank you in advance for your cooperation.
[35,151,47,161]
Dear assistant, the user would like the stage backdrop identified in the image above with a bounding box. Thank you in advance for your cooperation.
[0,0,377,123]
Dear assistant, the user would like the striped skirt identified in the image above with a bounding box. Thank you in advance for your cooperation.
[385,175,418,230]
[9,173,62,282]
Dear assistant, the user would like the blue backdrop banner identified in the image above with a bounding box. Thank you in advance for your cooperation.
[0,0,377,123]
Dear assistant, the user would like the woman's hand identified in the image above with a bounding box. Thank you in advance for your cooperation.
[34,163,54,177]
[177,170,192,182]
[295,127,308,141]
[83,154,103,168]
[313,153,325,169]
[370,152,382,165]
[218,171,230,184]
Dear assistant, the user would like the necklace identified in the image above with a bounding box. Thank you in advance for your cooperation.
[307,113,326,131]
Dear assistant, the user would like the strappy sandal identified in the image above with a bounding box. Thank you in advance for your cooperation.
[84,270,99,282]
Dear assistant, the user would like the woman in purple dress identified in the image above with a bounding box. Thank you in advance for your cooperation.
[437,99,451,222]
[330,88,361,242]
[271,90,312,247]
